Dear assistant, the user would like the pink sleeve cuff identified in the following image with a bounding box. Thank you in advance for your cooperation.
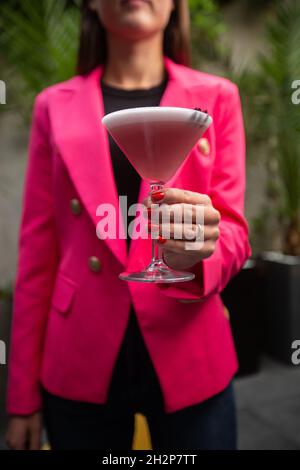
[158,248,222,301]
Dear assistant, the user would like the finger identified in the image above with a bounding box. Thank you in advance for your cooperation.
[144,203,220,225]
[158,239,216,258]
[148,222,197,241]
[151,188,212,206]
[159,203,219,225]
[148,222,219,242]
[203,225,220,241]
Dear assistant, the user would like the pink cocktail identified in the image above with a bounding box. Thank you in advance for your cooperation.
[102,107,212,283]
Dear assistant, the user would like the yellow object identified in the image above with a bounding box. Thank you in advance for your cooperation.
[132,413,152,450]
[198,137,210,156]
[224,306,230,320]
[42,412,152,450]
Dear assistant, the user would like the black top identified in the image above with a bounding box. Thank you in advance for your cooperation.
[101,78,168,249]
[101,77,168,403]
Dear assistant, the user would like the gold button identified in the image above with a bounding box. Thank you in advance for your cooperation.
[70,198,82,216]
[88,256,102,273]
[224,306,230,320]
[198,138,210,156]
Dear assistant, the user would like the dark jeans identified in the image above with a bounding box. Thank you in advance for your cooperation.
[42,310,237,450]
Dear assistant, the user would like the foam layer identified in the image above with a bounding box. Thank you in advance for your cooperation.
[102,106,213,129]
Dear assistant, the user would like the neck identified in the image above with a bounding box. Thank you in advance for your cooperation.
[102,33,166,89]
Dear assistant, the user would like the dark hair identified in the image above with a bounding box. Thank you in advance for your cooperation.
[77,0,191,75]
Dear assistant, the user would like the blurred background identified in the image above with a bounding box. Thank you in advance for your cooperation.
[1,0,300,450]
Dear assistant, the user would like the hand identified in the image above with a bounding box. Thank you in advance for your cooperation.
[6,412,42,450]
[143,188,221,271]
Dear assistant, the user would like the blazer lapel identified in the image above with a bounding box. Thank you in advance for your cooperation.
[49,66,127,267]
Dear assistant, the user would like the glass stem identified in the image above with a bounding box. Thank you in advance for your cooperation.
[149,182,164,264]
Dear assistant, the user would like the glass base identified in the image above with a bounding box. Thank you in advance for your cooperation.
[119,259,195,283]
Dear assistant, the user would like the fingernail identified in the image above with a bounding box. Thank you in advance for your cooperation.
[158,236,167,244]
[151,191,165,203]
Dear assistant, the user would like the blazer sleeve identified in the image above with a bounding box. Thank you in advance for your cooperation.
[7,91,59,415]
[158,81,251,301]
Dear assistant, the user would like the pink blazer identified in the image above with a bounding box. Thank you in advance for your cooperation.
[7,57,251,415]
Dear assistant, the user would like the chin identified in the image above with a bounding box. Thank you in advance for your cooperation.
[118,11,156,33]
[119,22,157,40]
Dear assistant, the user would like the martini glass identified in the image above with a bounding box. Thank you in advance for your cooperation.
[102,107,212,283]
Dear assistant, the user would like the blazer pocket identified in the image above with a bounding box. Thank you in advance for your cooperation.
[51,273,77,315]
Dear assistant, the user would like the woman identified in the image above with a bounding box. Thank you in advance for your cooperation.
[6,0,251,450]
